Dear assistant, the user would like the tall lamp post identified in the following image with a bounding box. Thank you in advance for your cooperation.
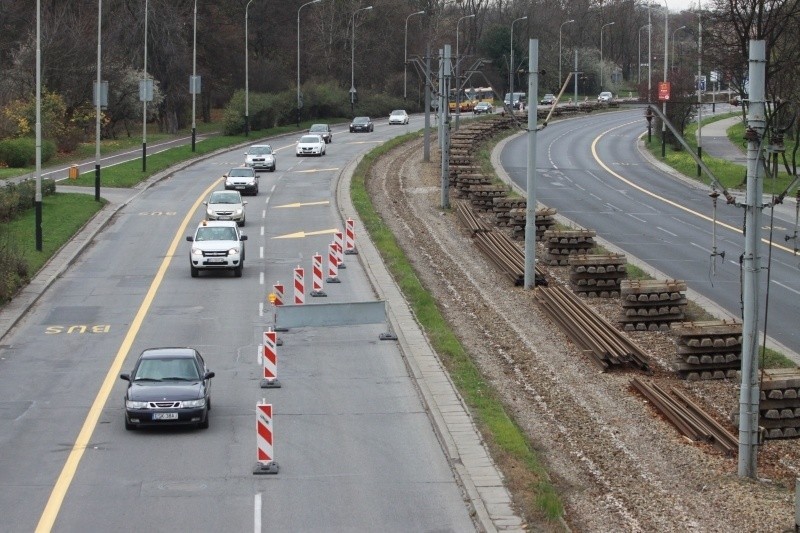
[95,0,103,202]
[455,13,475,128]
[191,0,197,151]
[662,0,669,157]
[141,0,149,171]
[350,5,373,117]
[35,0,42,251]
[671,25,686,72]
[638,24,650,84]
[244,0,254,136]
[297,0,322,127]
[558,19,574,90]
[599,21,615,90]
[509,15,527,110]
[404,9,425,100]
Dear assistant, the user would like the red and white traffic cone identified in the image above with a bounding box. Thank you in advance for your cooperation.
[334,230,346,269]
[345,218,358,255]
[310,253,327,297]
[253,402,279,474]
[293,266,305,305]
[259,329,281,388]
[326,242,340,283]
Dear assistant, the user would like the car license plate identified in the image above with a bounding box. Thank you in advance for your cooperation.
[153,412,178,420]
[235,185,245,189]
[207,258,225,264]
[218,216,231,220]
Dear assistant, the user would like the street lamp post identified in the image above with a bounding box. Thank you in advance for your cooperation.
[455,13,475,128]
[191,0,197,151]
[350,5,373,117]
[142,0,148,171]
[509,16,527,111]
[662,0,669,157]
[671,25,687,72]
[404,10,425,100]
[638,24,649,84]
[245,0,254,136]
[297,0,322,127]
[95,0,102,202]
[558,19,574,90]
[600,21,615,90]
[35,0,42,251]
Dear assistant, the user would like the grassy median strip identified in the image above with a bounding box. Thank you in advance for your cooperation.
[351,133,564,525]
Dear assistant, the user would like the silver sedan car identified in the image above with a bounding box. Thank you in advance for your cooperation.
[204,190,247,227]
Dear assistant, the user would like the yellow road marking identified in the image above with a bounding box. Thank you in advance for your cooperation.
[591,124,795,254]
[294,168,339,173]
[35,178,224,533]
[273,200,330,209]
[273,228,338,239]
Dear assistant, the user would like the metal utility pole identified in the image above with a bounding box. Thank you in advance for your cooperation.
[661,2,668,158]
[191,0,197,152]
[423,43,431,162]
[440,45,451,209]
[35,0,42,251]
[738,39,766,479]
[142,0,149,171]
[696,4,703,177]
[95,0,102,202]
[573,49,578,105]
[524,39,538,289]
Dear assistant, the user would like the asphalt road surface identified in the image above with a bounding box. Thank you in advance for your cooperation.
[0,116,482,532]
[501,107,800,359]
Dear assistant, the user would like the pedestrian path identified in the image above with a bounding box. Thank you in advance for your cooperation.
[698,115,747,166]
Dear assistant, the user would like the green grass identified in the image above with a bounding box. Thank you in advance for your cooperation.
[351,132,565,524]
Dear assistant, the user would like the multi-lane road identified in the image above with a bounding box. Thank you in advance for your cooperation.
[500,107,800,359]
[0,116,504,532]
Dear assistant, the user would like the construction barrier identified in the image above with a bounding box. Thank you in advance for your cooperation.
[272,282,284,306]
[310,253,326,297]
[260,329,281,388]
[293,266,305,305]
[334,230,346,269]
[326,242,340,283]
[253,402,279,475]
[345,218,358,255]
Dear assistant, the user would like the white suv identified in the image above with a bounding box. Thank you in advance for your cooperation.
[597,91,613,103]
[186,220,247,277]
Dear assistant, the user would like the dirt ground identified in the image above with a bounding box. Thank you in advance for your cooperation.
[366,136,799,532]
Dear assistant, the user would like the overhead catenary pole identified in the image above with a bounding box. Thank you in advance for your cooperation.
[95,0,102,202]
[35,0,42,251]
[661,0,668,158]
[524,39,538,289]
[647,2,652,142]
[696,2,703,177]
[191,0,197,152]
[738,39,766,480]
[142,0,148,171]
[573,49,578,105]
[423,43,431,162]
[440,45,451,209]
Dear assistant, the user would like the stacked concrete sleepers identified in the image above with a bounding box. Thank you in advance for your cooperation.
[731,368,800,439]
[619,279,687,332]
[669,320,742,380]
[568,253,627,298]
[542,229,596,265]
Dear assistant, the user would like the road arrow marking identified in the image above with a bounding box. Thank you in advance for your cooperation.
[273,228,338,239]
[273,200,330,209]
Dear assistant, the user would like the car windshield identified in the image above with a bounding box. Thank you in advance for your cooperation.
[248,146,272,155]
[309,125,327,132]
[229,168,255,177]
[300,135,320,143]
[353,117,369,124]
[134,357,200,381]
[208,192,241,204]
[390,111,405,116]
[195,226,237,241]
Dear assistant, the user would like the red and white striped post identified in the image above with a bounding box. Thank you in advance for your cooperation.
[272,282,284,306]
[293,266,305,305]
[310,253,327,297]
[259,329,281,388]
[253,402,279,474]
[345,218,358,255]
[326,241,340,283]
[334,230,346,269]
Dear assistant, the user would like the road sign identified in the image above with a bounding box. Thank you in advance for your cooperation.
[658,82,671,101]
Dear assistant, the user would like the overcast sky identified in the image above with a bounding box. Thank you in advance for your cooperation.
[668,0,701,11]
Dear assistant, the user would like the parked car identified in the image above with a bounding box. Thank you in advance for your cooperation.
[541,93,556,105]
[295,134,326,156]
[309,123,332,143]
[204,190,247,227]
[244,144,276,172]
[597,91,613,103]
[349,116,373,133]
[120,347,215,430]
[224,166,259,195]
[473,102,494,115]
[388,110,409,125]
[186,220,247,277]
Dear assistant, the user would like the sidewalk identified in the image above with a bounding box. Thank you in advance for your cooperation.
[698,115,747,166]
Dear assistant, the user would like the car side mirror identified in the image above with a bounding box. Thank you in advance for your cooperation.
[243,201,248,205]
[202,201,208,206]
[120,373,131,381]
[240,235,248,241]
[186,236,194,242]
[204,371,215,379]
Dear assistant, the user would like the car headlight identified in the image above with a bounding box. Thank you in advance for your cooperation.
[192,247,203,256]
[126,400,148,409]
[234,208,243,216]
[227,247,240,256]
[206,208,215,217]
[182,398,206,408]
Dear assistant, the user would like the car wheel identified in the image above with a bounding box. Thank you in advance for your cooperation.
[234,265,243,278]
[124,417,135,431]
[207,397,212,411]
[191,265,199,278]
[198,414,209,429]
[238,220,245,227]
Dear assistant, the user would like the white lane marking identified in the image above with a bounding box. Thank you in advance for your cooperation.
[265,196,270,206]
[628,214,648,224]
[254,493,262,533]
[605,202,621,212]
[270,184,276,193]
[657,227,678,237]
[259,302,264,317]
[262,209,266,218]
[690,242,711,254]
[772,280,800,296]
[259,246,264,260]
[590,193,603,202]
[260,226,265,236]
[259,271,264,285]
